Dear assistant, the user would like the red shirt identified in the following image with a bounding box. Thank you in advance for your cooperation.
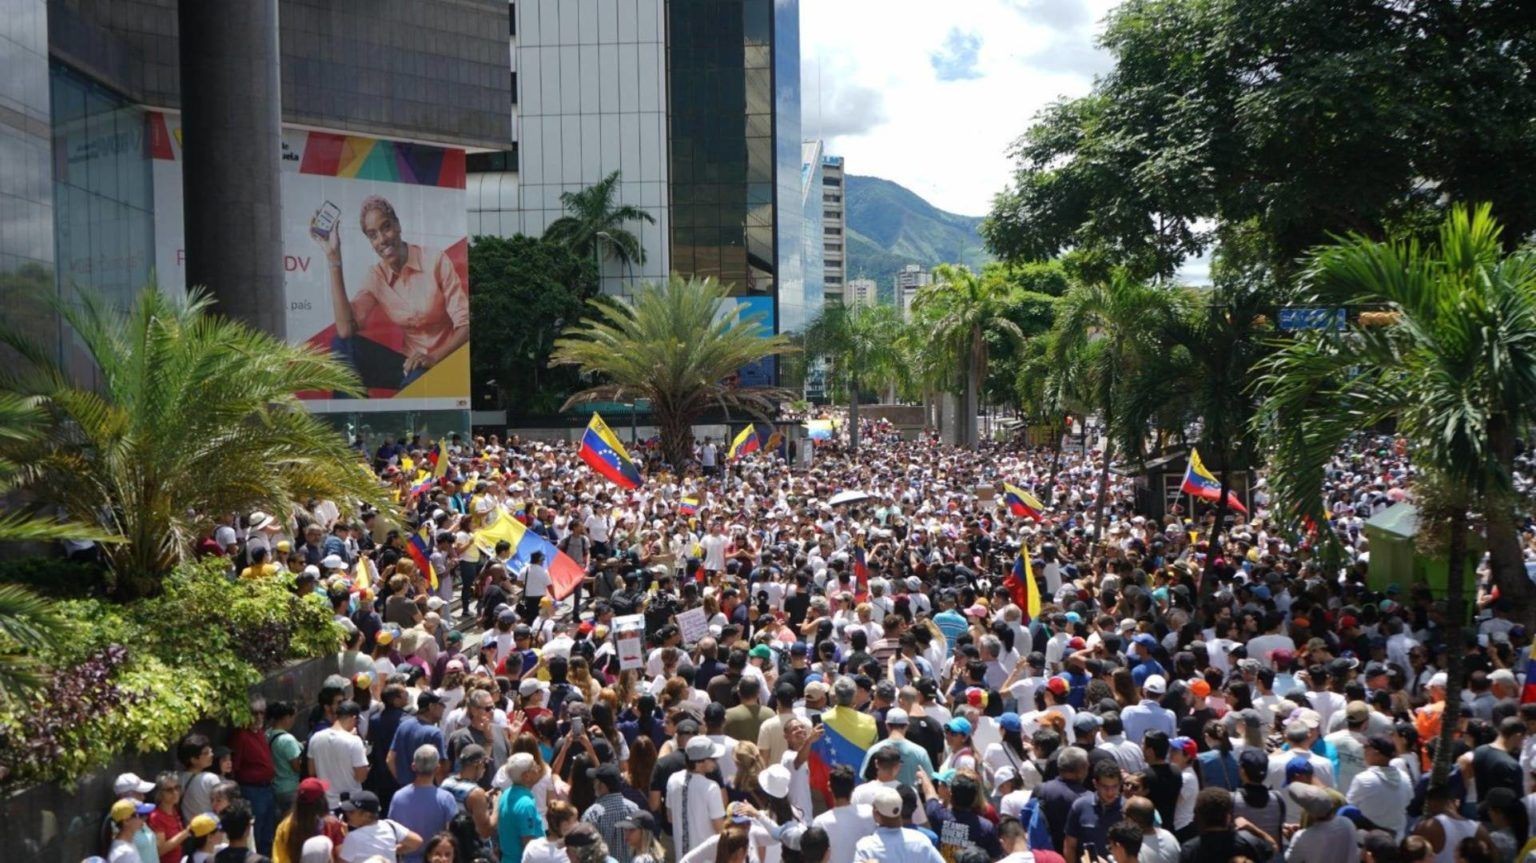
[145,808,183,863]
[228,727,276,785]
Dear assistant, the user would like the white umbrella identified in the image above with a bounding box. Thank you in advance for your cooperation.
[828,490,874,507]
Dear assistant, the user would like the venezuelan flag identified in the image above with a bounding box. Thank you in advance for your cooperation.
[1003,483,1045,520]
[406,524,438,590]
[472,510,587,601]
[1181,448,1248,513]
[805,419,833,441]
[406,475,435,500]
[679,496,700,517]
[728,425,760,460]
[1522,656,1536,704]
[810,705,877,803]
[579,413,643,490]
[852,544,870,598]
[1005,548,1042,622]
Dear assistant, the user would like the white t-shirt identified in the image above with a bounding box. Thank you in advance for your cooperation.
[338,818,410,863]
[524,563,551,599]
[701,534,729,571]
[779,750,815,826]
[308,726,369,807]
[665,771,725,861]
[812,804,875,863]
[108,840,140,863]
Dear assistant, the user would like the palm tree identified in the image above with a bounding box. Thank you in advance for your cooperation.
[0,583,70,704]
[1050,272,1174,534]
[912,264,1024,448]
[1254,203,1536,789]
[550,276,795,469]
[0,286,396,598]
[803,303,905,453]
[542,171,657,278]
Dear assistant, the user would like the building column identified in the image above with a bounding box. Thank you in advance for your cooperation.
[177,0,285,338]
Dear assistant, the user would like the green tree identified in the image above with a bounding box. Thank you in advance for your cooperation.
[468,234,598,413]
[1050,273,1176,533]
[0,583,70,704]
[0,287,394,598]
[912,264,1024,448]
[803,303,906,453]
[551,276,795,469]
[1254,204,1536,788]
[983,0,1536,283]
[542,170,657,271]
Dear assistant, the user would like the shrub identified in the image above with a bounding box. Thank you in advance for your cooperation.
[0,559,341,788]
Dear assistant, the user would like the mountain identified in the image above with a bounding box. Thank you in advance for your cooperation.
[842,174,991,295]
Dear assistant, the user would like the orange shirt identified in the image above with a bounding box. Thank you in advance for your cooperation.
[353,244,468,358]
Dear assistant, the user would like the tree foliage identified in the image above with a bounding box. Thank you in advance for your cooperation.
[469,234,598,413]
[912,265,1025,447]
[0,286,393,597]
[803,303,906,452]
[984,0,1536,282]
[542,170,656,269]
[551,276,795,469]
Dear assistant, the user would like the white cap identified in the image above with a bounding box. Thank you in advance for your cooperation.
[320,554,345,570]
[871,786,904,818]
[1428,671,1448,689]
[758,764,792,799]
[885,707,909,726]
[113,772,155,796]
[994,765,1018,787]
[1143,674,1167,695]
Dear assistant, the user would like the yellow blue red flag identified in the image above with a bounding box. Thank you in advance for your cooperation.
[1181,448,1247,513]
[728,425,760,460]
[579,413,643,489]
[1003,483,1044,520]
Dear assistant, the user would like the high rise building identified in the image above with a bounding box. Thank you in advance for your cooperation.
[893,263,932,307]
[801,141,826,311]
[821,154,846,304]
[846,277,878,307]
[470,0,806,376]
[1,0,509,433]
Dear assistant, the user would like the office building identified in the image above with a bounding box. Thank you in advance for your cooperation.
[893,262,931,307]
[801,140,826,312]
[2,0,509,429]
[469,0,806,379]
[846,277,877,307]
[821,154,846,304]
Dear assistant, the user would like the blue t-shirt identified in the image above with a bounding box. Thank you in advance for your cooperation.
[389,716,447,786]
[387,785,458,863]
[498,785,543,863]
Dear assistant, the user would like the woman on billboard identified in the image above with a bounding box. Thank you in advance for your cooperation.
[312,195,469,390]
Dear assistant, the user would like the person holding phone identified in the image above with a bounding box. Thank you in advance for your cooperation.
[313,195,469,389]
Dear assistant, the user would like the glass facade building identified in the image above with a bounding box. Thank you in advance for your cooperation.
[0,0,56,365]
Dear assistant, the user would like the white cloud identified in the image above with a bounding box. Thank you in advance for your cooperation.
[801,0,1120,216]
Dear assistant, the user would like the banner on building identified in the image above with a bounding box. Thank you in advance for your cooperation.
[148,112,471,413]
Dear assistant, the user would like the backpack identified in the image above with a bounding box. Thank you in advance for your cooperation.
[1023,797,1054,851]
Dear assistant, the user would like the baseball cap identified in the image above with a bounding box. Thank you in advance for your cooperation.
[338,790,381,813]
[417,691,443,711]
[1284,756,1315,785]
[998,712,1022,732]
[564,823,602,848]
[871,786,904,818]
[1045,676,1069,695]
[1072,713,1101,735]
[1133,633,1157,648]
[456,744,488,767]
[188,814,221,838]
[885,707,910,726]
[749,644,774,661]
[1344,701,1371,724]
[685,736,725,762]
[944,717,973,736]
[1171,736,1197,758]
[1189,679,1211,698]
[993,765,1019,787]
[296,777,329,805]
[110,799,155,824]
[519,677,549,698]
[112,773,155,796]
[617,811,657,832]
[1366,736,1397,758]
[1143,674,1167,694]
[1428,672,1448,689]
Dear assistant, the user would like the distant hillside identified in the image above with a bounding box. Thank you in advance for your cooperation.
[843,174,991,292]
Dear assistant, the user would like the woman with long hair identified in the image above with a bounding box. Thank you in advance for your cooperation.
[1196,719,1240,790]
[1110,667,1140,709]
[421,832,459,863]
[618,812,666,863]
[713,824,751,863]
[568,656,602,705]
[272,778,346,863]
[505,730,564,808]
[982,716,1030,794]
[732,741,766,805]
[624,735,658,811]
[521,800,579,863]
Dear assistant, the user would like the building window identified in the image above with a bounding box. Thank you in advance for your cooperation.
[509,2,516,36]
[466,144,519,173]
[824,194,841,203]
[824,227,841,236]
[823,210,837,220]
[823,176,841,186]
[510,72,518,104]
[825,243,842,252]
[826,275,843,284]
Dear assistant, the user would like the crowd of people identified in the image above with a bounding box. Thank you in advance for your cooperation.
[93,418,1536,863]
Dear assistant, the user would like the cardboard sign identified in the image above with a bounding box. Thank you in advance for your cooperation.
[613,613,646,671]
[676,606,710,645]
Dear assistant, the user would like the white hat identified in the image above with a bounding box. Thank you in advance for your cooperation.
[1143,674,1167,695]
[426,596,448,611]
[431,509,447,520]
[1428,672,1448,689]
[885,707,910,726]
[113,772,155,796]
[248,511,275,532]
[994,765,1018,787]
[320,554,345,570]
[871,786,903,818]
[758,764,792,799]
[519,678,549,698]
[301,565,321,578]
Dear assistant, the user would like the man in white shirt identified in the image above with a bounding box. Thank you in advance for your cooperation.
[780,716,821,821]
[1346,736,1412,837]
[308,701,370,808]
[699,438,719,474]
[338,791,423,863]
[813,765,875,863]
[700,522,730,575]
[853,787,944,863]
[666,737,726,861]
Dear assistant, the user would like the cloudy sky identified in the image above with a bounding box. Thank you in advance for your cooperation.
[801,0,1122,217]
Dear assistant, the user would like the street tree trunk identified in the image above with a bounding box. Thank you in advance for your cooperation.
[1486,419,1536,629]
[848,382,861,454]
[659,411,693,473]
[1091,438,1113,540]
[1431,505,1471,789]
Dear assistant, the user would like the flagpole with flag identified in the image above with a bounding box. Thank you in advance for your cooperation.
[578,412,644,490]
[473,509,587,601]
[1002,483,1045,520]
[728,425,761,461]
[1180,448,1247,514]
